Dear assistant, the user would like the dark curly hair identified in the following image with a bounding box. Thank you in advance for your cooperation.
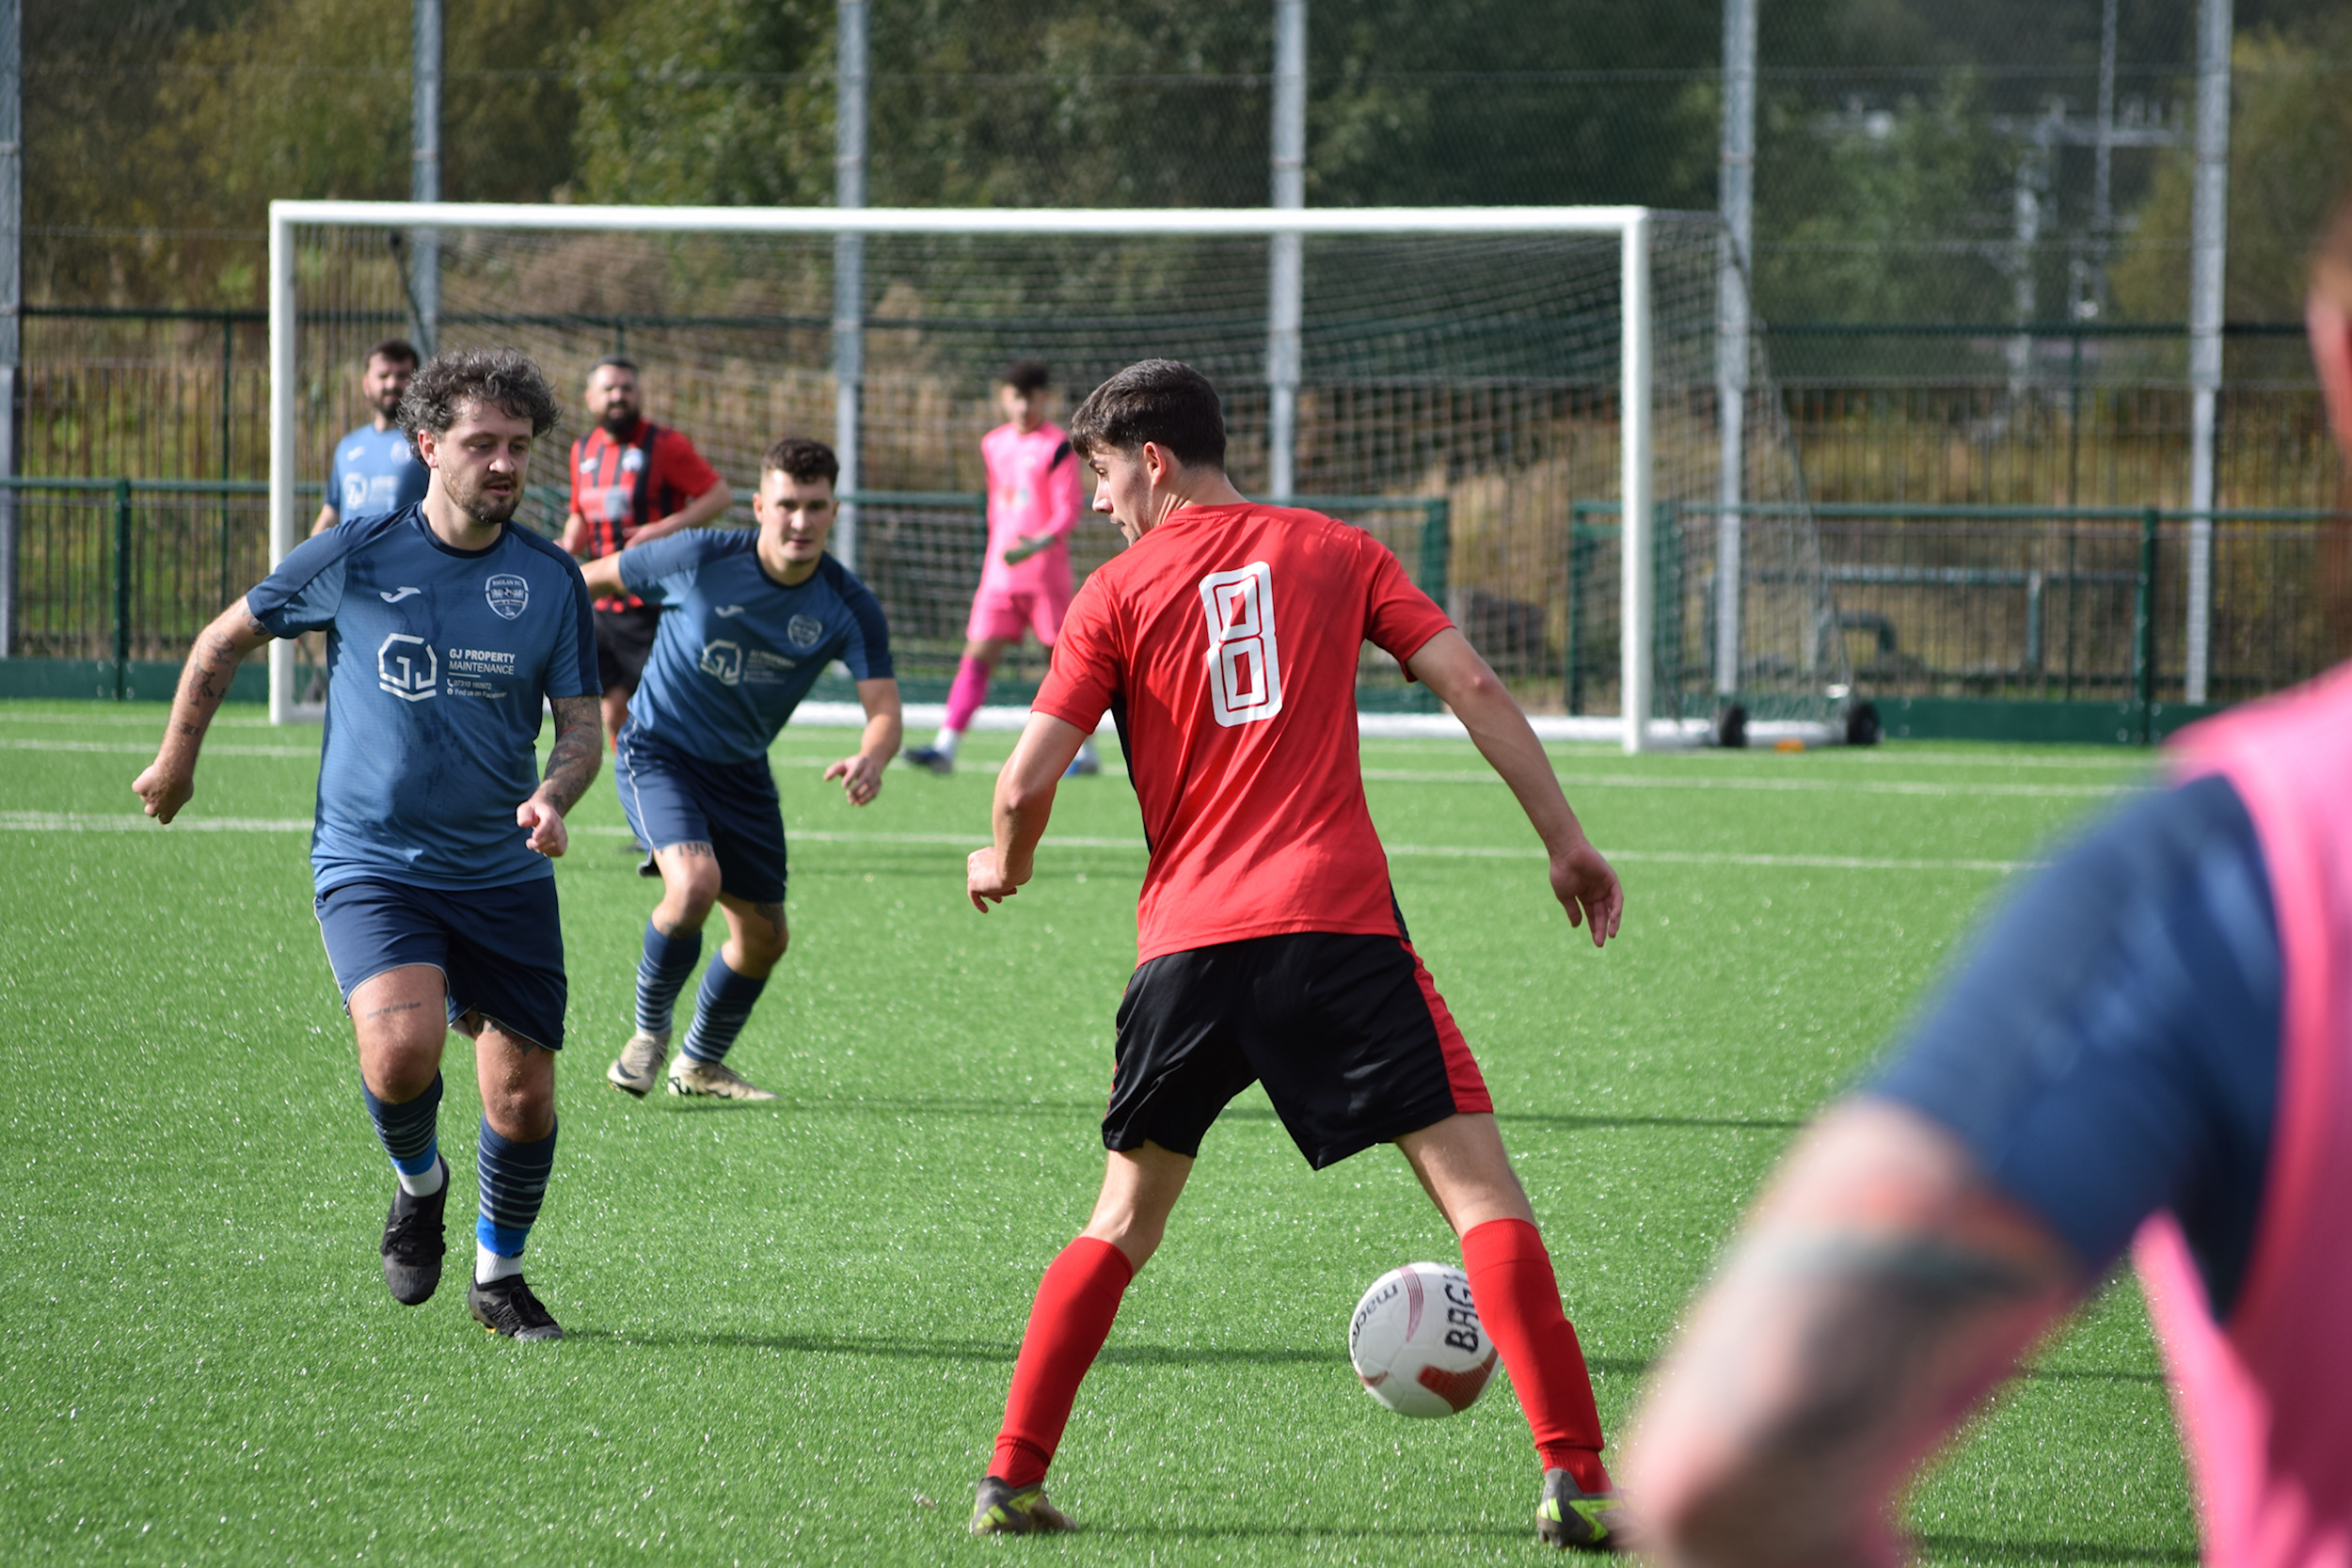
[762,436,840,487]
[398,347,564,451]
[1068,358,1226,470]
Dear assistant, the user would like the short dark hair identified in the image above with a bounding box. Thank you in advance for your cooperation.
[366,338,420,371]
[590,355,639,378]
[399,348,564,449]
[1001,358,1051,394]
[762,436,839,487]
[1068,358,1227,470]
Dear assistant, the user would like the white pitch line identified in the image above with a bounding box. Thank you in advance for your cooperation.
[0,812,2037,873]
[0,738,317,758]
[1362,768,2136,800]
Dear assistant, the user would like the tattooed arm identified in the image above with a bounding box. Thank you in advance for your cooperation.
[1621,1101,2084,1568]
[516,694,603,858]
[132,600,276,824]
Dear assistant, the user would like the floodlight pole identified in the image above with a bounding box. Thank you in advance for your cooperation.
[268,212,297,722]
[1714,0,1755,701]
[1621,212,1655,754]
[0,0,19,663]
[2185,0,2232,705]
[1265,0,1307,499]
[410,0,440,351]
[834,0,868,571]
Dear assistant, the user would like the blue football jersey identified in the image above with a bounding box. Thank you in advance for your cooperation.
[619,530,894,765]
[247,505,600,894]
[327,423,430,524]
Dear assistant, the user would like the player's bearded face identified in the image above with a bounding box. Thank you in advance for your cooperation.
[425,403,535,526]
[589,371,639,434]
[364,355,414,419]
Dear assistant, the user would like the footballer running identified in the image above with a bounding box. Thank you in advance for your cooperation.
[135,348,602,1342]
[582,436,902,1102]
[963,359,1630,1549]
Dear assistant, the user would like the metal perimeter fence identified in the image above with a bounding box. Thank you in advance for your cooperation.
[8,474,2340,742]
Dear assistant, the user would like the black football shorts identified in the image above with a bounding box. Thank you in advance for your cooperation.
[1103,929,1494,1170]
[594,602,663,692]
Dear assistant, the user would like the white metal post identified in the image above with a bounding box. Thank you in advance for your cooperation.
[1714,0,1755,699]
[268,210,298,722]
[1266,0,1307,499]
[2185,0,2232,705]
[410,0,440,350]
[833,0,867,570]
[1621,213,1654,754]
[0,0,18,662]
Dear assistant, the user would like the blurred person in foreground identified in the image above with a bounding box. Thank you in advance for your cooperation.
[1621,192,2352,1568]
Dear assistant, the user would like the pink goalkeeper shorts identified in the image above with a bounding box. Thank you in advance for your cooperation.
[966,579,1072,645]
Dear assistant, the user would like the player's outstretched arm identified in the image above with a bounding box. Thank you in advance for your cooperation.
[825,677,903,807]
[968,711,1089,911]
[577,551,627,600]
[516,694,602,859]
[1621,1101,2082,1567]
[133,600,275,825]
[632,481,734,547]
[559,510,590,558]
[1404,627,1623,946]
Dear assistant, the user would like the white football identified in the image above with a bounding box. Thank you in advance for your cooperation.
[1348,1261,1498,1418]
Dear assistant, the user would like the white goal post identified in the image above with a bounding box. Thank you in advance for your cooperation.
[267,199,1748,751]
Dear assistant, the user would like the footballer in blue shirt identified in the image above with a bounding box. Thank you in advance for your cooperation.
[135,348,603,1342]
[310,339,430,535]
[580,436,903,1102]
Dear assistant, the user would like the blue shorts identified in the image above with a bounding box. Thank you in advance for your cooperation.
[613,724,788,905]
[314,876,569,1051]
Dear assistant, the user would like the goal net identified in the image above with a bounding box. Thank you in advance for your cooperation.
[268,203,1850,748]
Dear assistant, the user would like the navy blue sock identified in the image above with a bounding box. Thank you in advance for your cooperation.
[682,956,768,1065]
[635,921,704,1035]
[475,1117,557,1278]
[361,1073,443,1194]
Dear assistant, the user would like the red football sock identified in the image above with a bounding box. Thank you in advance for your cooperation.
[989,1236,1136,1488]
[1461,1216,1610,1491]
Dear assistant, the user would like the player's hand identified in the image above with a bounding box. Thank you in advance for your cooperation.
[132,760,195,825]
[967,845,1026,912]
[826,752,884,806]
[517,795,570,859]
[1549,836,1623,948]
[1001,533,1047,566]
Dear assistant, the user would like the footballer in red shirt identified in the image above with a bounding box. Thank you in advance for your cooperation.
[963,360,1629,1548]
[559,356,733,744]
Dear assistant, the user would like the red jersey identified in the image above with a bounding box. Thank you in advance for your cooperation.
[568,419,723,611]
[1031,503,1454,964]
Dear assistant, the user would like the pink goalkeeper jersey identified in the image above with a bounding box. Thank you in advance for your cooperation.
[978,420,1081,595]
[2135,661,2352,1568]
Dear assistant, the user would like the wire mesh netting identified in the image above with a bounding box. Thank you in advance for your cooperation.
[282,214,1851,722]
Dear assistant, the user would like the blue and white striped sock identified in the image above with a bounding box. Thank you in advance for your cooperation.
[681,956,768,1065]
[361,1073,445,1196]
[474,1117,556,1285]
[635,921,703,1036]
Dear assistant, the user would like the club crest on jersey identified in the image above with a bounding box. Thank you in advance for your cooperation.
[787,613,824,651]
[699,640,743,686]
[485,574,529,620]
[621,447,646,473]
[377,633,437,702]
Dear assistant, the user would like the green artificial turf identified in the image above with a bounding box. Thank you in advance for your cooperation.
[0,700,2194,1564]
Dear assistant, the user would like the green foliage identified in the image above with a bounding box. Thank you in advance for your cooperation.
[568,0,833,207]
[1756,76,2018,325]
[2110,21,2352,324]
